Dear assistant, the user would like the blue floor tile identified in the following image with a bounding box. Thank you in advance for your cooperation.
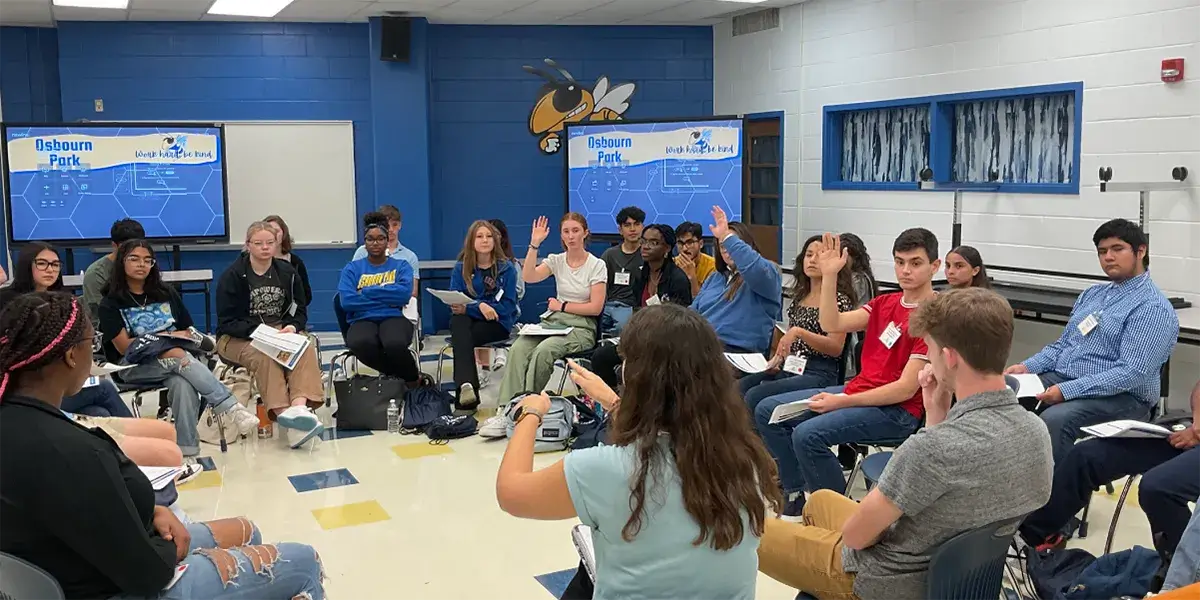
[534,568,576,598]
[319,428,374,441]
[288,468,359,493]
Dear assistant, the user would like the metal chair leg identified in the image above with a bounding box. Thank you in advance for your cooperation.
[1104,476,1139,555]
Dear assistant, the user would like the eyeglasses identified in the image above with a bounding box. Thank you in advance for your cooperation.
[677,238,700,247]
[364,236,389,244]
[124,256,157,266]
[249,240,277,248]
[33,259,62,271]
[640,238,665,248]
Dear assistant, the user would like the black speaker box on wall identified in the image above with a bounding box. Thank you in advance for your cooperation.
[380,16,411,62]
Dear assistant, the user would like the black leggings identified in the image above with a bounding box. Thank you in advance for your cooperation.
[345,317,420,382]
[589,343,622,389]
[560,562,593,600]
[449,314,509,391]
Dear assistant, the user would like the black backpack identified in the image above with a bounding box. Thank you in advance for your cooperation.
[401,373,452,434]
[426,414,478,443]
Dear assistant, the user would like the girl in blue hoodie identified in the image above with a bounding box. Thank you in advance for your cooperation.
[337,216,418,382]
[691,207,782,355]
[448,220,519,409]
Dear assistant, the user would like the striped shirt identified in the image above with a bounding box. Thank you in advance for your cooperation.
[1023,272,1178,404]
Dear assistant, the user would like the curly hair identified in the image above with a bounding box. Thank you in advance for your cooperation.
[0,292,89,400]
[612,304,783,550]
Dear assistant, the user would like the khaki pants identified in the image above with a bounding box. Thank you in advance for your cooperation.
[217,335,324,415]
[497,312,596,405]
[758,490,859,600]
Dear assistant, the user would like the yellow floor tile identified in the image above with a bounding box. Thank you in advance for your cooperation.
[311,500,391,530]
[177,470,223,490]
[391,443,455,459]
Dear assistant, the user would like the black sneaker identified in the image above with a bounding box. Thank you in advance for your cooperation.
[781,495,805,518]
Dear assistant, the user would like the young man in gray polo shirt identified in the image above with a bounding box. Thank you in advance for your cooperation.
[757,287,1054,600]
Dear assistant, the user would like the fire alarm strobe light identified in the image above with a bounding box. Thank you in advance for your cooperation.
[1161,58,1184,83]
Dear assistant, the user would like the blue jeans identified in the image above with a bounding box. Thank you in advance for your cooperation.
[738,356,840,414]
[1037,372,1153,465]
[117,521,324,600]
[121,355,237,457]
[601,301,633,335]
[62,380,134,417]
[754,385,919,500]
[1164,498,1200,591]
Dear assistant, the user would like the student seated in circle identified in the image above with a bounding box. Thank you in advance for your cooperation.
[0,292,326,600]
[99,240,259,461]
[447,220,519,410]
[599,205,646,335]
[262,215,313,306]
[496,304,782,600]
[337,214,420,382]
[0,242,133,419]
[350,204,419,299]
[216,222,325,449]
[690,206,782,355]
[943,244,991,289]
[588,223,695,388]
[739,234,855,413]
[672,221,718,298]
[754,229,940,517]
[497,213,606,404]
[83,218,146,323]
[839,232,878,308]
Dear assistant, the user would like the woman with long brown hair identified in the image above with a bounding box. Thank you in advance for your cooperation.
[690,206,782,354]
[447,220,519,410]
[739,234,856,413]
[496,304,782,599]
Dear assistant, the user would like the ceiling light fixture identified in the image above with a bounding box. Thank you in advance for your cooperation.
[207,0,297,18]
[52,0,129,8]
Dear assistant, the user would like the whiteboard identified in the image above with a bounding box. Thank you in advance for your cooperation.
[222,121,357,245]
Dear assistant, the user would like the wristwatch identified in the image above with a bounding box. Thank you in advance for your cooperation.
[560,301,569,313]
[512,405,546,425]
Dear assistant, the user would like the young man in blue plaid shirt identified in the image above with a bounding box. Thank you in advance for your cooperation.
[1005,218,1179,464]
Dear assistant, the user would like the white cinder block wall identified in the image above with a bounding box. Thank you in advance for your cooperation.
[714,0,1200,404]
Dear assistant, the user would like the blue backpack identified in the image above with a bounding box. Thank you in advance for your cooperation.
[401,374,452,434]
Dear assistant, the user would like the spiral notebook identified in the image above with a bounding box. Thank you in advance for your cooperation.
[571,524,597,583]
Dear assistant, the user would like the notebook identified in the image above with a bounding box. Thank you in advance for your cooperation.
[724,353,770,374]
[1081,420,1173,439]
[571,524,596,583]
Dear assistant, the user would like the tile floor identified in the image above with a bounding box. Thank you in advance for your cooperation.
[152,333,1162,599]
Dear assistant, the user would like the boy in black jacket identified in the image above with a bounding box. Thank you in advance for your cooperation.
[215,223,325,448]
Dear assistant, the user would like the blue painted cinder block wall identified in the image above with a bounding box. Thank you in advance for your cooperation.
[0,21,713,332]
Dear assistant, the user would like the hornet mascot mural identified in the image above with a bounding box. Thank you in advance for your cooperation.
[523,58,635,154]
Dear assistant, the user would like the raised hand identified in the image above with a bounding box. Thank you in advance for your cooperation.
[531,216,551,247]
[708,206,730,240]
[815,232,848,277]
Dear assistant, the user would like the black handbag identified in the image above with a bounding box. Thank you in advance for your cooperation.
[334,374,406,431]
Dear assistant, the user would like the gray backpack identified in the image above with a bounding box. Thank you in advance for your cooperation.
[505,395,576,453]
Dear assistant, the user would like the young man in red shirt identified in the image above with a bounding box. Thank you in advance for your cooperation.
[754,229,940,516]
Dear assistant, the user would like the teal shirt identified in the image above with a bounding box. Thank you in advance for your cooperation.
[563,440,759,600]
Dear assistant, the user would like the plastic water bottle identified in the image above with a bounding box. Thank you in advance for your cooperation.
[387,399,400,434]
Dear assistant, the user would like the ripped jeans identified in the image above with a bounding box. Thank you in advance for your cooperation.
[120,354,238,458]
[116,518,325,600]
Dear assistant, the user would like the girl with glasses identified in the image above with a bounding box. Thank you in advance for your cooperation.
[216,222,325,449]
[100,240,259,464]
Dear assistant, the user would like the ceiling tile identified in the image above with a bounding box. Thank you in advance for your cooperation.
[52,5,130,21]
[0,2,54,26]
[277,0,373,19]
[129,0,211,9]
[127,8,205,19]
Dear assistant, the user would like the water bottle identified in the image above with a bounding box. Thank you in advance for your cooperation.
[387,399,400,434]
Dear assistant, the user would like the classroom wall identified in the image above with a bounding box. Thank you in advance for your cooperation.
[714,0,1200,302]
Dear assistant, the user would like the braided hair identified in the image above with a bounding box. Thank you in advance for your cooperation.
[0,292,89,400]
[643,224,677,251]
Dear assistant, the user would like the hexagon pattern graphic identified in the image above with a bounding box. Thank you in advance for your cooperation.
[566,120,743,236]
[4,126,227,242]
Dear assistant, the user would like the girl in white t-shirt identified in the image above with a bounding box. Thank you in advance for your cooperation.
[497,213,607,404]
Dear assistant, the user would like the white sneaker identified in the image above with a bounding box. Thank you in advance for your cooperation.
[224,403,260,437]
[177,459,204,485]
[478,414,509,438]
[277,406,325,449]
[492,354,507,370]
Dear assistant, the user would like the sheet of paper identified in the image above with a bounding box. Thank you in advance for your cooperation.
[769,399,813,425]
[425,288,475,306]
[250,325,311,370]
[403,297,419,321]
[139,466,185,490]
[1081,420,1172,439]
[724,353,770,374]
[518,324,574,337]
[572,524,596,584]
[91,363,134,377]
[1011,374,1045,397]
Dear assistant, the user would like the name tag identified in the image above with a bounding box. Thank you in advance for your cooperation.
[646,294,661,306]
[495,288,504,301]
[880,322,902,349]
[82,376,100,388]
[288,301,298,317]
[783,355,807,375]
[614,271,631,286]
[1077,313,1099,336]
